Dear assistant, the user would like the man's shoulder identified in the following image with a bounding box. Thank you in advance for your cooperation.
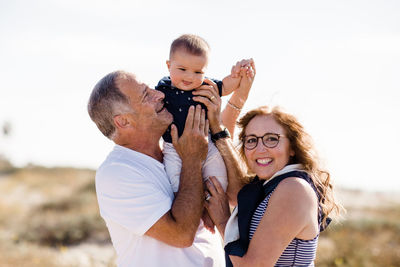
[96,145,168,185]
[96,159,144,189]
[95,156,162,199]
[96,147,147,182]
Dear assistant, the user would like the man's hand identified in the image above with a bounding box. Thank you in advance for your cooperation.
[204,176,231,238]
[171,105,209,164]
[192,79,223,134]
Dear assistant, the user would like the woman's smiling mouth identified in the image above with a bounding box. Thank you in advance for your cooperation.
[256,158,272,166]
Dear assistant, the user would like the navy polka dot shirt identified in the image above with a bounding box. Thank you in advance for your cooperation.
[155,76,223,143]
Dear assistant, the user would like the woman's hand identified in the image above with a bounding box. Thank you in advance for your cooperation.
[229,58,256,108]
[204,176,231,237]
[222,59,256,136]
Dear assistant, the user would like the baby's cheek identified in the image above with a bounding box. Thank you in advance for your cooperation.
[195,79,204,88]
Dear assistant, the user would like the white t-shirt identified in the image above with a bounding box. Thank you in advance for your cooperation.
[96,145,225,267]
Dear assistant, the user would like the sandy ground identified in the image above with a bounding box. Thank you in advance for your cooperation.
[1,170,399,267]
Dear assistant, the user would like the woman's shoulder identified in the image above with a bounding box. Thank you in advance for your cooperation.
[272,177,318,206]
[266,177,319,232]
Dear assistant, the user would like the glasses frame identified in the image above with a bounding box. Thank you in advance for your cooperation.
[242,133,286,150]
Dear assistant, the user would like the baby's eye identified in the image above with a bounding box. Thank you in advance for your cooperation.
[195,71,204,74]
[178,68,186,71]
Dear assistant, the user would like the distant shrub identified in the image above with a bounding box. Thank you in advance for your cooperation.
[0,155,17,174]
[16,181,110,246]
[316,207,400,267]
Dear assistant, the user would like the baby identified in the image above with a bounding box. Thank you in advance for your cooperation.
[156,34,253,229]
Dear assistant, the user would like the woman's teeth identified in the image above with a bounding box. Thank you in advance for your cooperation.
[256,158,272,165]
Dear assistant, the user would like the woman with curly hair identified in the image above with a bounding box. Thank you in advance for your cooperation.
[205,105,341,267]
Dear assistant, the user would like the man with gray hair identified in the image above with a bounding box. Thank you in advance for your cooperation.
[88,70,225,267]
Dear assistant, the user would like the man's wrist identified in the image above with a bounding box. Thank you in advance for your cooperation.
[210,124,225,135]
[211,128,230,143]
[180,161,203,183]
[181,157,202,169]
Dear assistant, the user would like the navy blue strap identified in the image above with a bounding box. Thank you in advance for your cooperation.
[225,171,318,267]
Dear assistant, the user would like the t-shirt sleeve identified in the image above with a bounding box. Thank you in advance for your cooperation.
[155,76,171,91]
[96,163,172,236]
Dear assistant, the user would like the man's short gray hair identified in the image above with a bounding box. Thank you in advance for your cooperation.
[87,70,131,139]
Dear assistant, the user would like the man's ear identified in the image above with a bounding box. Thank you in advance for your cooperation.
[166,60,171,71]
[113,114,131,129]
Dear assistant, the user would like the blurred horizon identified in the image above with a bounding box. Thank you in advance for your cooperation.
[1,163,399,266]
[1,0,399,193]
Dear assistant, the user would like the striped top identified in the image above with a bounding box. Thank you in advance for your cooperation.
[249,189,318,266]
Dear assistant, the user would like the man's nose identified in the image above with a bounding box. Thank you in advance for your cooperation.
[153,89,165,100]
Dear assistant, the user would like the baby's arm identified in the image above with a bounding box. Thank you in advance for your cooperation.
[221,58,254,96]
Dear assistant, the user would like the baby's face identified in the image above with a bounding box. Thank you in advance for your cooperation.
[167,49,208,91]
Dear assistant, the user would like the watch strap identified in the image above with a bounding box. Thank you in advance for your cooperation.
[211,128,230,143]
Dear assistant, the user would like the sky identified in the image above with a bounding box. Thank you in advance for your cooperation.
[0,0,399,192]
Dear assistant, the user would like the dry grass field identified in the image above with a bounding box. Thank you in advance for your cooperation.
[0,162,399,267]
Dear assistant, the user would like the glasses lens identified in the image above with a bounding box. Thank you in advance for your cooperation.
[262,134,280,148]
[244,136,258,149]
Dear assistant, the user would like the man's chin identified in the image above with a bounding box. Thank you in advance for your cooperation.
[164,110,173,121]
[156,106,165,113]
[156,108,173,124]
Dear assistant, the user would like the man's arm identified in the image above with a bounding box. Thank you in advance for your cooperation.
[192,80,251,205]
[145,105,208,247]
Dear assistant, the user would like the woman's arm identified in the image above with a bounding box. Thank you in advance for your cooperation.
[213,134,248,205]
[230,178,320,266]
[222,59,255,136]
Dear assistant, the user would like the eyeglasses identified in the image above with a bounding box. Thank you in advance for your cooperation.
[243,133,286,150]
